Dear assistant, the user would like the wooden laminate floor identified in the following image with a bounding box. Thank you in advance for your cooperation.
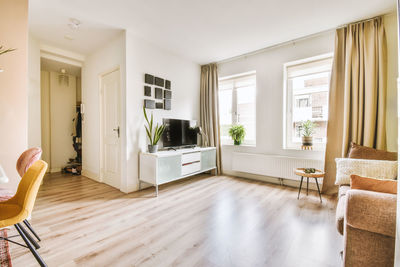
[10,173,342,267]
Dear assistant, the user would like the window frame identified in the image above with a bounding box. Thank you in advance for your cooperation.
[219,71,257,146]
[282,53,333,151]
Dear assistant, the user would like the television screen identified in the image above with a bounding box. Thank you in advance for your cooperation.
[162,119,197,148]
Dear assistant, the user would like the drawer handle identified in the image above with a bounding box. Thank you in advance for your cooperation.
[182,161,200,166]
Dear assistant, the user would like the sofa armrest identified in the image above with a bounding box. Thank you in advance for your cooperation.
[345,189,396,237]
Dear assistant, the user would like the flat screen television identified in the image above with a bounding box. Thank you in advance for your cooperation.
[162,119,197,148]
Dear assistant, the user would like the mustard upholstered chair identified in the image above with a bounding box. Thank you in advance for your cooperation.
[0,160,47,267]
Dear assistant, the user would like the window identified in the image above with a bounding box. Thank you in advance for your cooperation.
[284,54,333,150]
[219,72,256,145]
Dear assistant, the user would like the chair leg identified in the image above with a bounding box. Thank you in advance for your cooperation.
[24,219,41,242]
[15,224,47,267]
[19,223,40,249]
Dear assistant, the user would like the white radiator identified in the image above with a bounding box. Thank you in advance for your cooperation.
[231,152,324,181]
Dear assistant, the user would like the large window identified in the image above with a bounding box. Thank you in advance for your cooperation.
[219,72,256,145]
[284,54,333,150]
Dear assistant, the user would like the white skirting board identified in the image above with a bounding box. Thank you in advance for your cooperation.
[232,152,324,181]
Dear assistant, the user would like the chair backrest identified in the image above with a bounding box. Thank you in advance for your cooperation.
[16,147,42,177]
[12,160,47,214]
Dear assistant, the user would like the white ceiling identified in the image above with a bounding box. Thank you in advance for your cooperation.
[41,57,82,77]
[29,0,396,64]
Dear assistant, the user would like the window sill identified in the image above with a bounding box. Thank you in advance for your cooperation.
[283,146,325,152]
[222,144,256,148]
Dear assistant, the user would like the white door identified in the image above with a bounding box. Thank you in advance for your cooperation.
[100,69,121,189]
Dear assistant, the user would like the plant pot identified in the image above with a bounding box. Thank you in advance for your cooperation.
[234,140,242,146]
[302,136,313,146]
[148,145,159,153]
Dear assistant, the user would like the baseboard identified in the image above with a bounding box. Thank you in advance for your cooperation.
[81,169,100,182]
[222,170,319,191]
[50,168,61,173]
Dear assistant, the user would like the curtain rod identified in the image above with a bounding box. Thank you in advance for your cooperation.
[217,12,395,65]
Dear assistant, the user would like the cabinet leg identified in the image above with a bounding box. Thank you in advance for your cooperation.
[138,180,141,191]
[306,177,309,195]
[155,185,158,197]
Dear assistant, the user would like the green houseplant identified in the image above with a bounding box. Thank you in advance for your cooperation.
[0,46,16,73]
[300,120,316,146]
[0,46,15,56]
[143,107,166,153]
[229,125,246,145]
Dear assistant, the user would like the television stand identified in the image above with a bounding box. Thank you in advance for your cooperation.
[139,147,216,196]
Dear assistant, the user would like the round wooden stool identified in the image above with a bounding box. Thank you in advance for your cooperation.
[294,168,324,202]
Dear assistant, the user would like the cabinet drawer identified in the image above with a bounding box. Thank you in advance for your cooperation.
[181,152,201,164]
[181,162,201,176]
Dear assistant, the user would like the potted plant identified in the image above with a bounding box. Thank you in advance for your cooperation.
[143,107,166,153]
[300,120,316,146]
[229,125,246,145]
[0,46,15,56]
[0,45,16,73]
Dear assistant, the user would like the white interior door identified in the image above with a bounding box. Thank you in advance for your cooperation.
[100,69,121,189]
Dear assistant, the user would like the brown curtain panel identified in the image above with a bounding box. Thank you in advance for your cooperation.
[200,63,222,174]
[323,17,387,193]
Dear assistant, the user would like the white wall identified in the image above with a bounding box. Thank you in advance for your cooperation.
[0,0,28,191]
[81,31,126,180]
[41,71,77,171]
[40,71,51,168]
[81,31,200,193]
[28,34,41,148]
[218,14,399,184]
[124,33,200,192]
[218,31,335,182]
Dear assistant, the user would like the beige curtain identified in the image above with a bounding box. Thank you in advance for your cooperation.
[200,63,222,174]
[323,17,387,193]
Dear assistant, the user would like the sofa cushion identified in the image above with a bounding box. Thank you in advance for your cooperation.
[351,175,397,194]
[348,142,397,161]
[335,158,397,186]
[336,185,350,235]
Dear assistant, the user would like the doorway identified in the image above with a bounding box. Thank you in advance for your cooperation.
[100,68,121,188]
[40,57,82,175]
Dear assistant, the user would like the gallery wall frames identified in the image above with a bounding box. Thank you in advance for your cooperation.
[164,99,171,110]
[145,74,154,84]
[144,86,151,97]
[155,87,163,99]
[144,73,172,110]
[154,77,164,87]
[144,99,155,109]
[164,90,171,99]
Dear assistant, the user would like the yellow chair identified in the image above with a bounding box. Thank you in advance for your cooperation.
[0,160,47,267]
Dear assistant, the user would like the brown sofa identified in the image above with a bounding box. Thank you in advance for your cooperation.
[336,185,396,267]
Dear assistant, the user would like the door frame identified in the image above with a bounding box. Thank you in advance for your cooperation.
[99,66,122,188]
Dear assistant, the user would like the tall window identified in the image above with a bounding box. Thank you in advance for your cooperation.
[284,54,333,150]
[219,72,256,145]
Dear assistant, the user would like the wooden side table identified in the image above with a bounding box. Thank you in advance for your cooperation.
[294,168,324,203]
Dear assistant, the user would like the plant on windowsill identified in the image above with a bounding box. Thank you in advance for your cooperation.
[143,107,166,153]
[300,120,316,147]
[229,124,246,145]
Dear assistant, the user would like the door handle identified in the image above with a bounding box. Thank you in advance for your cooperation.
[113,126,120,138]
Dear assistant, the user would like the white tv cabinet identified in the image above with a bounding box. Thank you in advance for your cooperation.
[139,147,216,196]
